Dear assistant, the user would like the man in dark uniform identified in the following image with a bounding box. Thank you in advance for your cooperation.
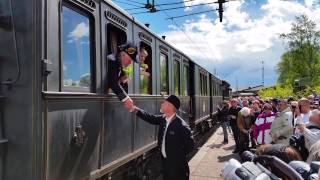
[107,42,138,110]
[131,95,195,180]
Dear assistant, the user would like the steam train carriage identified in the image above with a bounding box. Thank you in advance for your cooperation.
[0,0,229,179]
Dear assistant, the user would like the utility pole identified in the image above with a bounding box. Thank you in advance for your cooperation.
[236,76,238,92]
[261,60,264,87]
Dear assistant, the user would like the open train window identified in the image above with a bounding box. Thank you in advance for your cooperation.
[139,42,152,95]
[182,63,189,96]
[174,60,180,95]
[160,52,168,95]
[60,4,94,92]
[106,24,127,54]
[106,23,127,93]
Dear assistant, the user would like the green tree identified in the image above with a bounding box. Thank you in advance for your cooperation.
[278,14,320,86]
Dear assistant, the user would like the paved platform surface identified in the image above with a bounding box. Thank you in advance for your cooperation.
[188,126,240,180]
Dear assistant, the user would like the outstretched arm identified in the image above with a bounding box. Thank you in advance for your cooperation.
[133,106,164,125]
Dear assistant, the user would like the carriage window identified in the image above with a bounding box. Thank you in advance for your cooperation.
[106,24,128,93]
[182,64,189,96]
[174,60,180,95]
[204,75,207,96]
[61,5,93,91]
[160,53,168,95]
[140,43,152,94]
[199,73,202,95]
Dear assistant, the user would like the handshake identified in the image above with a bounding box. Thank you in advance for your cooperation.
[123,97,137,112]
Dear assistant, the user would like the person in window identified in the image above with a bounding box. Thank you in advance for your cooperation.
[131,95,195,180]
[107,42,138,110]
[119,47,150,84]
[139,48,150,76]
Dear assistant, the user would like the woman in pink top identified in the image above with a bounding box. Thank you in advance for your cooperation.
[253,103,276,145]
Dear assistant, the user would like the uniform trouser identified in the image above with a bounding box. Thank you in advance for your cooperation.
[221,121,228,141]
[230,123,240,150]
[162,157,189,180]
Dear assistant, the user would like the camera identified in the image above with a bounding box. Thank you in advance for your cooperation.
[289,134,309,160]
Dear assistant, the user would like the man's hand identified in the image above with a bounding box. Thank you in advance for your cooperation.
[123,98,134,110]
[271,133,278,142]
[297,123,306,133]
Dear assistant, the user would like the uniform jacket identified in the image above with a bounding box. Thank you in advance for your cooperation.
[270,107,293,145]
[107,54,128,101]
[136,108,195,180]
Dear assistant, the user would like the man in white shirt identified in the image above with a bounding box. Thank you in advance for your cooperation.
[295,98,311,125]
[132,95,195,180]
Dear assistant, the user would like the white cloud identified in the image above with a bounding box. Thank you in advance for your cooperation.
[163,0,320,88]
[68,22,89,43]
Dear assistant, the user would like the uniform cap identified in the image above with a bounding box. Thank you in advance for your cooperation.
[118,42,139,62]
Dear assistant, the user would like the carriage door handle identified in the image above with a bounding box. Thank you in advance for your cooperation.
[71,124,86,146]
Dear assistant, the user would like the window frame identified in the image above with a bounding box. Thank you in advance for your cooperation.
[59,2,96,92]
[182,62,189,96]
[139,42,153,95]
[173,59,181,96]
[159,51,169,95]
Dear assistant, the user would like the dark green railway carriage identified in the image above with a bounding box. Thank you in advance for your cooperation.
[0,0,225,179]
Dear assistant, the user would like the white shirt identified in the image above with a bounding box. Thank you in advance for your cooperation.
[161,113,176,158]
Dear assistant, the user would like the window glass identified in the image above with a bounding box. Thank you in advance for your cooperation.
[204,75,207,96]
[61,5,92,90]
[160,53,168,95]
[200,73,203,95]
[139,45,152,94]
[174,60,180,95]
[182,65,189,96]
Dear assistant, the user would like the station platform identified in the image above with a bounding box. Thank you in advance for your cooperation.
[188,126,240,180]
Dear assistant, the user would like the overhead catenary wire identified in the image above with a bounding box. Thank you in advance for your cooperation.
[113,0,144,5]
[125,0,196,11]
[162,10,216,72]
[165,9,216,20]
[112,0,143,8]
[131,1,218,14]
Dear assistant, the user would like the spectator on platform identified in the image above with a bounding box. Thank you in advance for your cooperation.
[237,107,255,153]
[242,99,249,108]
[256,144,302,163]
[229,99,242,153]
[270,99,293,145]
[296,109,320,153]
[253,103,275,145]
[294,98,311,130]
[252,100,262,120]
[217,101,230,144]
[306,140,320,163]
[271,98,279,113]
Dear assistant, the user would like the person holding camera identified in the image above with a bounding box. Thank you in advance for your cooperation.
[270,99,293,145]
[296,109,320,153]
[294,98,311,128]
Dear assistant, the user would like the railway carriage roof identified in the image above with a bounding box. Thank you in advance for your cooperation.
[105,0,220,81]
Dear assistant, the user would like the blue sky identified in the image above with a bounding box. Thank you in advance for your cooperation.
[112,0,320,90]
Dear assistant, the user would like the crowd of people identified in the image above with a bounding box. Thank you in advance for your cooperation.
[217,93,320,164]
